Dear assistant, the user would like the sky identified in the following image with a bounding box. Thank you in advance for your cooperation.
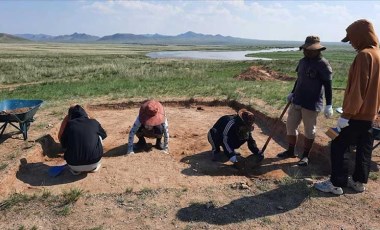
[1,0,380,42]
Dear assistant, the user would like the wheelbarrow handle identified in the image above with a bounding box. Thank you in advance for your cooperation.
[261,101,291,154]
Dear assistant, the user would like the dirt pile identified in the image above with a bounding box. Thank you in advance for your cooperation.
[235,65,294,81]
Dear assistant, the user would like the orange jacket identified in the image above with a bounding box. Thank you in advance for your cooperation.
[342,20,380,121]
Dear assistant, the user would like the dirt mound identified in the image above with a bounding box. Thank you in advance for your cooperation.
[235,65,294,81]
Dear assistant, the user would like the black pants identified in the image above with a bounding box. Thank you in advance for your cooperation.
[136,125,164,139]
[330,119,374,187]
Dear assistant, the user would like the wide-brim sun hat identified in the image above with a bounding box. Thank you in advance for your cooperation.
[299,35,326,51]
[139,100,165,126]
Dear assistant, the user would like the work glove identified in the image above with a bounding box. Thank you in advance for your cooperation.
[324,105,333,118]
[336,117,349,132]
[287,93,294,103]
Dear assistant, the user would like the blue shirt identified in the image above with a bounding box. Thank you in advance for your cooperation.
[292,56,333,111]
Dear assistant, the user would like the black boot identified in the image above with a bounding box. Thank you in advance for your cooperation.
[135,136,147,150]
[298,138,314,166]
[277,135,297,158]
[155,138,164,150]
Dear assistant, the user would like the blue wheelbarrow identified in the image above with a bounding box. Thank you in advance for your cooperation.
[0,99,43,140]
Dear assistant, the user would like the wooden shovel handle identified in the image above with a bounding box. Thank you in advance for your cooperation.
[261,101,291,154]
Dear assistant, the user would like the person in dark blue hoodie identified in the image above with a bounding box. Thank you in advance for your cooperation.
[59,105,107,175]
[207,109,262,169]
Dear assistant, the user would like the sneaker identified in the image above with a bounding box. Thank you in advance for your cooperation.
[314,179,343,195]
[277,150,296,158]
[91,163,101,172]
[298,157,309,166]
[69,168,81,176]
[347,177,365,192]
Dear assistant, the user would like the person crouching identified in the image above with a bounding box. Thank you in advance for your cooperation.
[58,105,107,175]
[127,100,169,155]
[207,109,262,169]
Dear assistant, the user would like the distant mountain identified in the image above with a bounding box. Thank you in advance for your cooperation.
[97,33,146,42]
[16,33,54,41]
[16,32,99,42]
[0,33,29,43]
[11,31,302,46]
[97,31,267,45]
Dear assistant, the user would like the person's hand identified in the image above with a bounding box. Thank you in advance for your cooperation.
[336,117,349,132]
[287,93,294,103]
[324,105,333,118]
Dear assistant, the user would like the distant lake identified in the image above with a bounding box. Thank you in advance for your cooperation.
[147,47,299,61]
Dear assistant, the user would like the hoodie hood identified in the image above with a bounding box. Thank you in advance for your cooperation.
[342,19,379,50]
[69,105,88,119]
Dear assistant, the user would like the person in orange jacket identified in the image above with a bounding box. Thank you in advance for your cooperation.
[315,19,380,195]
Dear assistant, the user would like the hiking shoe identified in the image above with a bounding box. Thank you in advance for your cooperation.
[298,157,309,166]
[347,177,365,192]
[314,179,343,195]
[277,150,296,158]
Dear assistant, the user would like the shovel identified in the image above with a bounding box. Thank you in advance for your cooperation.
[261,101,291,154]
[48,164,67,177]
[244,101,291,171]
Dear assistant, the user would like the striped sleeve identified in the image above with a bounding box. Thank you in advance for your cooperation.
[127,116,141,152]
[163,118,169,150]
[222,119,235,154]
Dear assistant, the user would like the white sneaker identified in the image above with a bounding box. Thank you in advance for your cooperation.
[347,177,365,192]
[314,179,343,195]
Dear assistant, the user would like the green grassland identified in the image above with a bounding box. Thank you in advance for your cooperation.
[0,43,355,109]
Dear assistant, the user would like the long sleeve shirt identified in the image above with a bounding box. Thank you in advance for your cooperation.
[127,116,169,152]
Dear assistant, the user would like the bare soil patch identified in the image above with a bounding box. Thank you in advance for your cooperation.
[0,99,379,229]
[235,65,294,81]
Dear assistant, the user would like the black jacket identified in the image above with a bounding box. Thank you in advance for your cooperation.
[211,114,259,155]
[61,106,107,166]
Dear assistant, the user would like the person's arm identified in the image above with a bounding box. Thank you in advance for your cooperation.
[247,133,260,155]
[222,120,237,162]
[342,53,370,119]
[58,115,69,142]
[323,80,333,106]
[162,118,169,150]
[127,117,141,153]
[97,122,107,140]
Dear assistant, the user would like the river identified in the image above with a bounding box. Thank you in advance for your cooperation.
[146,47,299,61]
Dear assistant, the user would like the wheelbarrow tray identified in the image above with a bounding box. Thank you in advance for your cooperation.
[0,99,43,140]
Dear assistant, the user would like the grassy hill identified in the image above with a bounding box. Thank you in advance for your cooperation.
[0,33,29,43]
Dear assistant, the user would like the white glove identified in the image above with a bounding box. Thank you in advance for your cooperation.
[287,93,294,103]
[336,117,349,132]
[324,105,333,118]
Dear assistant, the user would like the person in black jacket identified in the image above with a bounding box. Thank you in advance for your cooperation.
[59,105,107,175]
[207,109,262,169]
